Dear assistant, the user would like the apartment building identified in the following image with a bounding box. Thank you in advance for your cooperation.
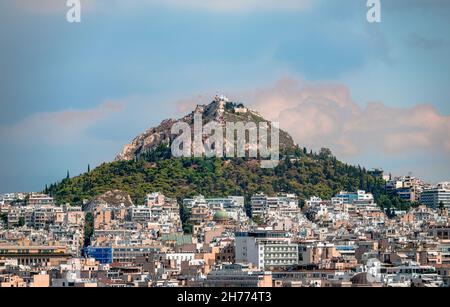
[235,231,299,269]
[27,193,54,206]
[0,245,70,266]
[251,193,299,218]
[130,206,152,223]
[420,188,450,209]
[204,263,272,287]
[334,190,374,205]
[387,176,424,202]
[190,204,212,225]
[298,242,340,266]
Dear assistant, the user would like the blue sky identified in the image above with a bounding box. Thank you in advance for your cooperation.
[0,0,449,192]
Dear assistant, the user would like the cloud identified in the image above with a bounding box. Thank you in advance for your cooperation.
[407,33,446,51]
[0,101,124,145]
[14,0,95,14]
[386,0,450,11]
[155,0,313,12]
[14,0,313,14]
[202,78,450,159]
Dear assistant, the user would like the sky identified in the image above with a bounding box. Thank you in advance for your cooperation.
[0,0,449,192]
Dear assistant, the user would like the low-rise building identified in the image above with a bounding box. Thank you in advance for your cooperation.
[204,263,272,287]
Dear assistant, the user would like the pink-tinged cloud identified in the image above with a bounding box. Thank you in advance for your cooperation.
[175,94,216,116]
[14,0,96,14]
[244,78,450,158]
[158,0,313,12]
[14,0,312,14]
[0,101,124,145]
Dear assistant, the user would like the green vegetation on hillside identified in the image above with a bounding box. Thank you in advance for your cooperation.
[0,213,7,227]
[47,145,392,215]
[84,212,94,247]
[378,194,415,216]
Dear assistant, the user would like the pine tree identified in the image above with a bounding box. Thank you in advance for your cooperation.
[66,170,70,180]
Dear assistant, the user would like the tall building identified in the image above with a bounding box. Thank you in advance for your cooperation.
[235,231,299,269]
[420,188,450,209]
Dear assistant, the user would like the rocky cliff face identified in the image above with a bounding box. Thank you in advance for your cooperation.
[115,97,296,161]
[83,190,134,212]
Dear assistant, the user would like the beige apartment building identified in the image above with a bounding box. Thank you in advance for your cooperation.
[0,245,71,266]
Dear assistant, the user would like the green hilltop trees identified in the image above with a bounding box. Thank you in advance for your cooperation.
[47,145,391,215]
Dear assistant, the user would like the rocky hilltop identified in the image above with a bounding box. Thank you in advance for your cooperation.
[47,96,387,209]
[83,190,134,212]
[115,96,296,161]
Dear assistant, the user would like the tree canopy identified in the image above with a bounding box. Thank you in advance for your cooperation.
[47,146,393,213]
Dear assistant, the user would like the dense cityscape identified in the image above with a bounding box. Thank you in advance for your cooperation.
[1,0,449,296]
[1,174,450,287]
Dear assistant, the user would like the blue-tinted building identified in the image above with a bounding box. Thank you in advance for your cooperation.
[396,188,414,201]
[84,247,113,264]
[335,192,358,204]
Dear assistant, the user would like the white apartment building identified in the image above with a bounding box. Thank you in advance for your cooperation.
[420,188,450,209]
[437,182,450,190]
[207,196,245,209]
[184,195,246,222]
[250,193,267,217]
[164,253,196,267]
[251,193,299,217]
[27,193,54,206]
[7,204,80,230]
[1,193,26,203]
[235,231,299,269]
[306,196,323,207]
[184,195,244,209]
[7,204,62,229]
